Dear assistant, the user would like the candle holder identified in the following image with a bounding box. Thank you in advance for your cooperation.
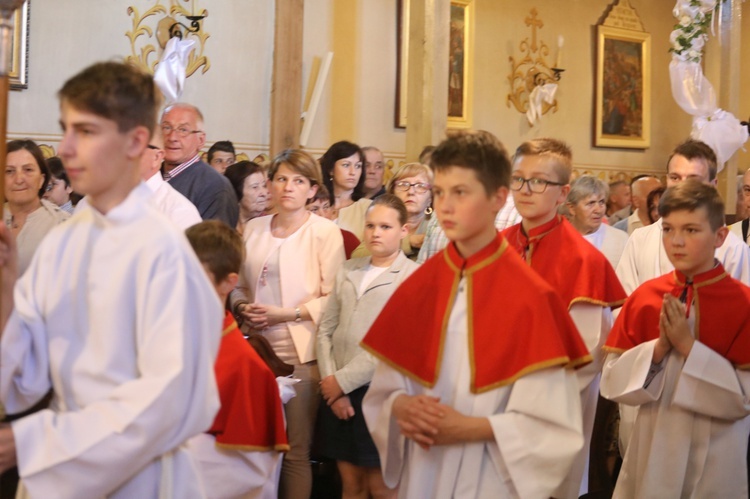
[507,8,562,117]
[169,13,205,40]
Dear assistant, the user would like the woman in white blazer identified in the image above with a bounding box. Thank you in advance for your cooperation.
[232,149,345,499]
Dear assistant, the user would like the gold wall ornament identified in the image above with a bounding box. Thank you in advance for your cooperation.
[125,1,210,78]
[506,8,560,116]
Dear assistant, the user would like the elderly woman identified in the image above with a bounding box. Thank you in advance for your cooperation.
[4,140,69,274]
[317,195,417,499]
[566,175,628,268]
[320,141,371,241]
[232,149,344,499]
[352,162,433,260]
[224,160,269,233]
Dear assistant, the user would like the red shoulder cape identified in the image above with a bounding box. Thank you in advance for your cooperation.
[361,233,592,393]
[502,216,627,309]
[604,265,750,368]
[209,313,290,451]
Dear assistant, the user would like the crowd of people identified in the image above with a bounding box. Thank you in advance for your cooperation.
[1,60,750,499]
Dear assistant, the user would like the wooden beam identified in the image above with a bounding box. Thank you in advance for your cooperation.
[270,0,304,157]
[405,0,450,162]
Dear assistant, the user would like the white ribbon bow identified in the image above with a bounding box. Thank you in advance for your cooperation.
[154,37,196,104]
[526,83,558,126]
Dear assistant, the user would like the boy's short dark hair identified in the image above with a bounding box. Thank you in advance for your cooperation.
[658,179,725,231]
[430,130,510,195]
[668,139,717,182]
[185,220,244,283]
[58,61,159,135]
[207,141,236,162]
[513,138,573,184]
[46,156,69,187]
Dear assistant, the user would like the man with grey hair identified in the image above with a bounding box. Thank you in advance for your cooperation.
[161,103,238,227]
[613,175,662,234]
[362,146,386,199]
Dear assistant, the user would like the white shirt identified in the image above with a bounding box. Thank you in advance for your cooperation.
[583,223,629,268]
[1,184,222,498]
[146,172,202,230]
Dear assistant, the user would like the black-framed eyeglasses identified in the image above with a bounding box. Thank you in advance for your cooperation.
[510,176,565,193]
[393,180,431,194]
[160,124,203,138]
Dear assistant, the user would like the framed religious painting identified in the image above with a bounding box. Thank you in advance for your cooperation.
[595,25,650,148]
[10,0,29,90]
[395,0,473,129]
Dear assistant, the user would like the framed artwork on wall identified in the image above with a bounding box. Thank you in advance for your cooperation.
[595,25,650,148]
[10,0,29,90]
[395,0,473,129]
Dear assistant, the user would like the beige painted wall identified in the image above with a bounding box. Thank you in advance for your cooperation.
[4,0,744,179]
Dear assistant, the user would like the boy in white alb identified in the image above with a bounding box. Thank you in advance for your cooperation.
[0,62,222,498]
[602,180,750,497]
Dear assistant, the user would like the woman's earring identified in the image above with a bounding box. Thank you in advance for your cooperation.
[424,206,434,215]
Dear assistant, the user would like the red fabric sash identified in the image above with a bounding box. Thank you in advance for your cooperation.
[604,265,750,368]
[209,313,289,450]
[503,216,627,309]
[361,233,592,393]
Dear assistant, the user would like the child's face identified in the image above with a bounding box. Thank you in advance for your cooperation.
[662,207,727,277]
[511,155,569,228]
[43,176,72,207]
[364,204,408,259]
[57,101,144,208]
[432,166,506,255]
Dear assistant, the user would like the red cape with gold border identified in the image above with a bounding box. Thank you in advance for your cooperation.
[502,216,627,309]
[209,312,290,451]
[361,233,592,394]
[604,264,750,368]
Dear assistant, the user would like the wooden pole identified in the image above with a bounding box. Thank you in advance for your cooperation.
[269,0,304,157]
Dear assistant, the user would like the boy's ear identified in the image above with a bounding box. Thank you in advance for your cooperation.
[126,125,151,160]
[218,273,239,296]
[492,185,509,212]
[714,226,729,249]
[556,184,571,206]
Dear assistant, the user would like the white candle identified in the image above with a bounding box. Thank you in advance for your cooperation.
[300,52,334,147]
[556,35,564,68]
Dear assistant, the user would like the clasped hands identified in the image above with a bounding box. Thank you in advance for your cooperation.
[239,303,286,330]
[653,293,695,363]
[320,375,354,420]
[392,394,468,451]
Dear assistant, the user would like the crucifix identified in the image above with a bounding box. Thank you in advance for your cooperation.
[525,8,544,53]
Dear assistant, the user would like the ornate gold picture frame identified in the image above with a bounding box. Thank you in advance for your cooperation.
[10,0,29,90]
[595,25,650,148]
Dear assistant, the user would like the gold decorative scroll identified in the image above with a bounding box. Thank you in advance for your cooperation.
[125,0,210,78]
[506,8,558,116]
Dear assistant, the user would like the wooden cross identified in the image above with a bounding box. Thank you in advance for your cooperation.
[525,8,544,53]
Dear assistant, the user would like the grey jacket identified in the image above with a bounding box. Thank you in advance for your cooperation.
[316,252,418,393]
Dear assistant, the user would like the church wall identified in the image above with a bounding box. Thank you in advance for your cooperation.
[5,0,743,181]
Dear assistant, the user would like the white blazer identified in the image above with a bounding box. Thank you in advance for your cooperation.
[238,213,345,363]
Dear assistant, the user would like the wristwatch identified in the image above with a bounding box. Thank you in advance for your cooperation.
[294,307,302,322]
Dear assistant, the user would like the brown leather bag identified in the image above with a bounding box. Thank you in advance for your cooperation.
[243,328,294,378]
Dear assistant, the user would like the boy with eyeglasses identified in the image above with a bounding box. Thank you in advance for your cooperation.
[601,180,750,497]
[501,138,627,498]
[361,130,591,498]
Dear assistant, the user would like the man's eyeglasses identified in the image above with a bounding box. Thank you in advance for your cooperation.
[160,124,203,138]
[393,181,431,194]
[509,176,565,193]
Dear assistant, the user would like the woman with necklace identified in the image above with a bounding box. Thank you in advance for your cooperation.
[3,140,69,274]
[320,141,371,241]
[231,149,345,499]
